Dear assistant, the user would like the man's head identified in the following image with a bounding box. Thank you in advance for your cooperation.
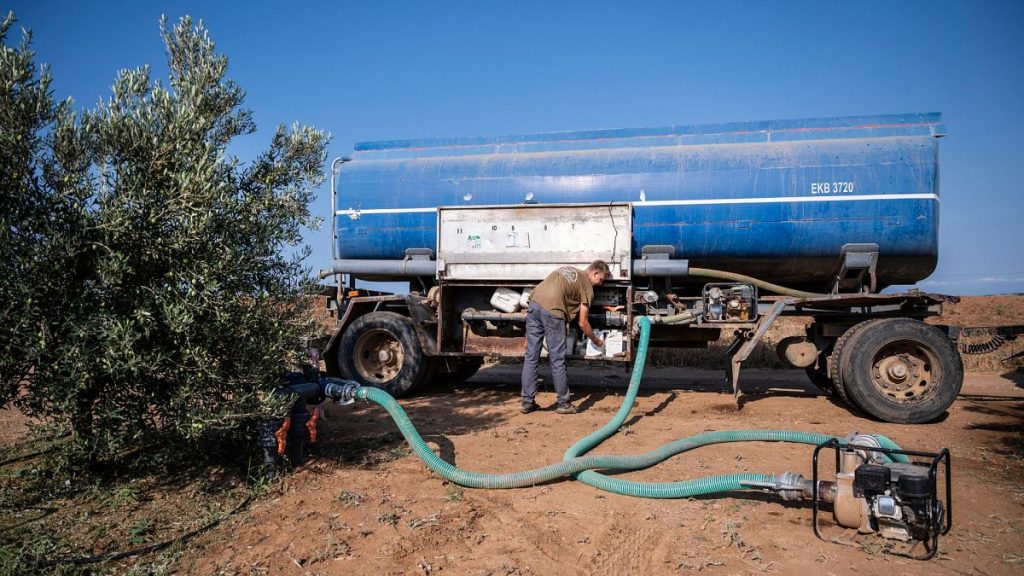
[586,260,611,286]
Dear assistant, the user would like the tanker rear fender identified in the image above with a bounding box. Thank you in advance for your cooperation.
[322,294,439,377]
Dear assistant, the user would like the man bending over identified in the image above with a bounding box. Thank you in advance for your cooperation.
[520,260,610,414]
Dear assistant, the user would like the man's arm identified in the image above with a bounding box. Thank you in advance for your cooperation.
[578,304,603,347]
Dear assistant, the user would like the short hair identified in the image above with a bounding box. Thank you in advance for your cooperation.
[587,260,611,278]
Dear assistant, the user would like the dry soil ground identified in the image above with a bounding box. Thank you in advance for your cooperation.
[2,296,1022,575]
[184,365,1024,576]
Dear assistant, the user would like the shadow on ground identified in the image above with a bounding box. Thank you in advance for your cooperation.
[960,398,1024,458]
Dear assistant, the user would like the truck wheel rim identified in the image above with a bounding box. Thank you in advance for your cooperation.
[354,329,404,383]
[869,340,937,402]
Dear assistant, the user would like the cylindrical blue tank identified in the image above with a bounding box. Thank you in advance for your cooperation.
[334,113,944,289]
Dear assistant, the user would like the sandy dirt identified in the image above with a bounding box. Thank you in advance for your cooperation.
[185,365,1024,576]
[3,295,1020,574]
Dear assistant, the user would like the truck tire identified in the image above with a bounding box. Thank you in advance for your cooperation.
[801,328,834,395]
[410,359,439,392]
[804,365,834,396]
[338,312,428,397]
[446,358,484,383]
[828,321,876,409]
[425,357,484,387]
[838,318,963,424]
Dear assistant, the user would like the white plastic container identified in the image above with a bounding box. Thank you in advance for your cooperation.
[586,329,624,358]
[490,287,522,313]
[520,287,534,309]
[585,329,606,358]
[603,330,625,356]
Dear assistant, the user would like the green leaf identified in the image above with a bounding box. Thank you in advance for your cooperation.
[1,11,330,467]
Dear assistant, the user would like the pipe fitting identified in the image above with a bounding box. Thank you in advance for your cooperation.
[322,378,361,403]
[846,432,886,464]
[776,471,814,501]
[325,258,436,279]
[632,258,690,277]
[649,310,696,325]
[742,471,813,501]
[461,308,528,323]
[634,311,696,336]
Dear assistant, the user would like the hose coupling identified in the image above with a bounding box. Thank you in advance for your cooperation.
[774,471,814,501]
[845,432,886,464]
[742,471,813,501]
[321,378,361,405]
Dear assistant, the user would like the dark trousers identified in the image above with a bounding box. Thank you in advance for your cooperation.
[521,301,570,406]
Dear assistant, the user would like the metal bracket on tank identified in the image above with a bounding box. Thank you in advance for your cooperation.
[404,249,435,292]
[831,244,879,294]
[404,248,435,261]
[640,245,675,259]
[725,300,791,405]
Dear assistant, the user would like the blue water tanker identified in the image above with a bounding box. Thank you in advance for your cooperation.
[333,112,943,289]
[322,113,962,426]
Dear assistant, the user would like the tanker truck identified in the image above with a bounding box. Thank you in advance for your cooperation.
[318,112,962,424]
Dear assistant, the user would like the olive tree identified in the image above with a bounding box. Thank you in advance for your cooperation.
[0,13,328,465]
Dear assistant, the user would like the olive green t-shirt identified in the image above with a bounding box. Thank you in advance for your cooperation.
[530,266,594,320]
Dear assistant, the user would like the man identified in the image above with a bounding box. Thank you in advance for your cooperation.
[521,260,611,414]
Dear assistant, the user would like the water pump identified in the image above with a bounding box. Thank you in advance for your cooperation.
[813,437,951,558]
[750,435,953,559]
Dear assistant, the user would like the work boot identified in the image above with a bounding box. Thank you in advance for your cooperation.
[520,401,540,414]
[555,402,577,414]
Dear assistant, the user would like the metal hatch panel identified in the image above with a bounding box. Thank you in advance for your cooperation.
[436,203,632,281]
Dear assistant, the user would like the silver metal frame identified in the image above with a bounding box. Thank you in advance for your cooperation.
[329,156,349,261]
[330,156,350,289]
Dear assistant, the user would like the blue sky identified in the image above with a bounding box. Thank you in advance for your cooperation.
[9,0,1024,295]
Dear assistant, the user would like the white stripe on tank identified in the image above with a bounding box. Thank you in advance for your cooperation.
[335,193,939,217]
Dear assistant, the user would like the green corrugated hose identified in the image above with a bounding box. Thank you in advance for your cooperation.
[349,316,905,497]
[561,317,906,497]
